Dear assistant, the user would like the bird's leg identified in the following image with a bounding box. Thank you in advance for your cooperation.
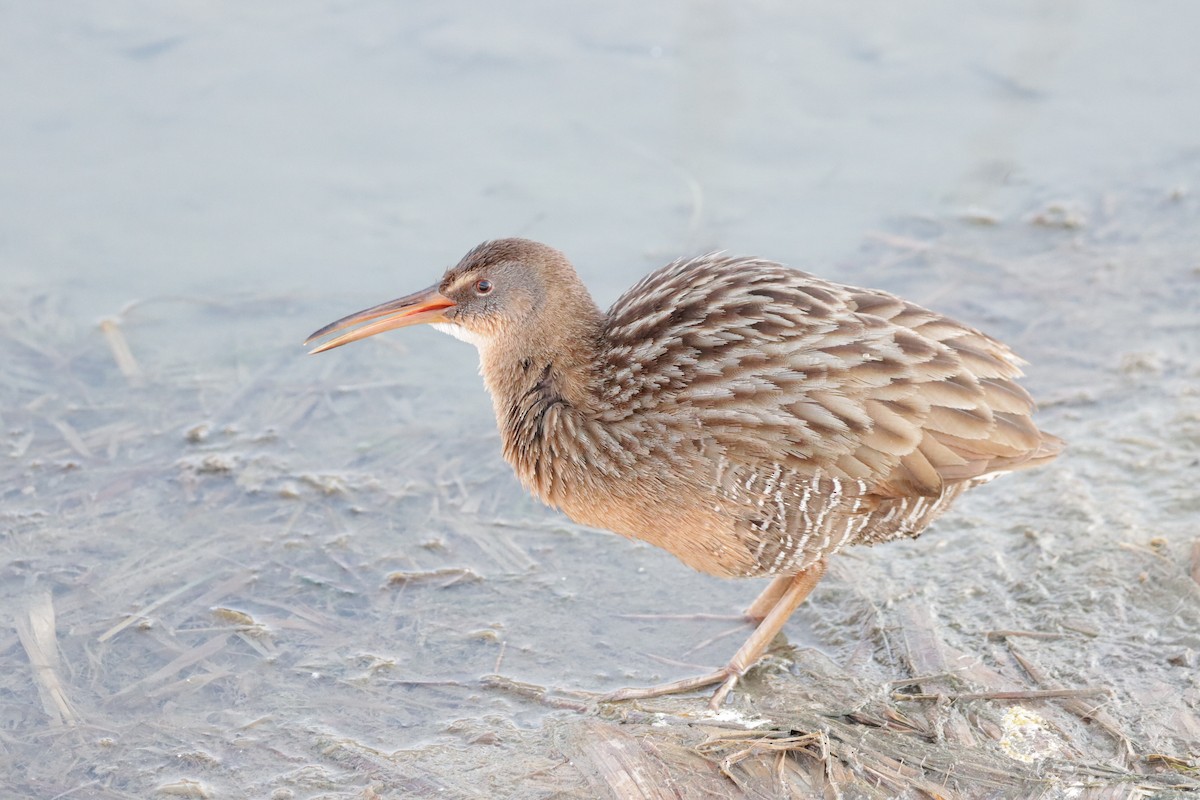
[603,560,826,709]
[708,561,825,708]
[744,575,795,622]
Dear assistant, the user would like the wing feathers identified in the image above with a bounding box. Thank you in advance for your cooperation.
[600,254,1059,504]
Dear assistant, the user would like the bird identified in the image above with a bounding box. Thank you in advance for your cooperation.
[305,238,1063,709]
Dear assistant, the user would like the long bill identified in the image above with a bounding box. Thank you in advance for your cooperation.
[304,285,455,354]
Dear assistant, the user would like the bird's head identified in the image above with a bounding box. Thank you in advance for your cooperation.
[305,238,598,357]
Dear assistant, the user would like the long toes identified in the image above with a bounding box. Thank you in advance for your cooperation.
[602,670,731,703]
[708,671,741,709]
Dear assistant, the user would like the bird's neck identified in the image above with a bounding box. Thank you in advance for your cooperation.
[480,292,605,411]
[478,302,606,505]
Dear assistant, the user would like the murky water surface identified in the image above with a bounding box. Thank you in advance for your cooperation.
[3,2,1199,797]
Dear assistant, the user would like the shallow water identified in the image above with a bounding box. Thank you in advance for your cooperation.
[3,2,1199,798]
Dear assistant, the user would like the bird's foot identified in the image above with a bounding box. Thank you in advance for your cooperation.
[602,566,829,711]
[601,667,744,710]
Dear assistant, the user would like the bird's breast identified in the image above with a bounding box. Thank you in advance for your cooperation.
[554,469,760,577]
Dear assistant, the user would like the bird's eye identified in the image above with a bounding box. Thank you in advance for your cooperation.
[475,279,493,295]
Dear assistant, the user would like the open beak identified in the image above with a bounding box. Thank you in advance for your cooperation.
[304,285,455,354]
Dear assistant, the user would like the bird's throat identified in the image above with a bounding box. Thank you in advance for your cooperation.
[430,321,487,348]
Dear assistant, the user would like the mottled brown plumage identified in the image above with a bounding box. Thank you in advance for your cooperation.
[307,237,1062,707]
